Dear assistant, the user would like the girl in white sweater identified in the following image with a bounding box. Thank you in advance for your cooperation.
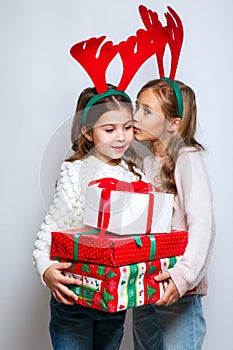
[133,79,215,350]
[33,84,143,350]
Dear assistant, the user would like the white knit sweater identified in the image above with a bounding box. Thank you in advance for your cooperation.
[33,155,144,283]
[144,148,215,297]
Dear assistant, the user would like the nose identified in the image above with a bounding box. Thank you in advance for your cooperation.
[133,108,140,123]
[116,128,125,141]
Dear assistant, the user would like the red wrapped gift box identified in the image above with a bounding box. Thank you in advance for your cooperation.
[51,227,188,267]
[63,256,181,312]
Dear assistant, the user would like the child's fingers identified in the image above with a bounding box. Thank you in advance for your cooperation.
[59,284,78,302]
[52,290,74,305]
[154,271,170,282]
[155,279,180,306]
[61,274,81,286]
[55,262,73,270]
[156,293,179,306]
[53,285,78,304]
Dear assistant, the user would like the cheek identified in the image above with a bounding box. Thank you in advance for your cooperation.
[92,133,108,147]
[149,119,165,133]
[127,129,134,141]
[141,119,156,133]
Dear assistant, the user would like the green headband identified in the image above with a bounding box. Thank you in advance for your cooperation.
[81,89,132,125]
[162,77,183,119]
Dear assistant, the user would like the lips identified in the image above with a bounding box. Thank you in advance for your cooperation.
[112,145,126,152]
[133,126,141,133]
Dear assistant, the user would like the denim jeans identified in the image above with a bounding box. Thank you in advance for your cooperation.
[49,296,126,350]
[133,294,206,350]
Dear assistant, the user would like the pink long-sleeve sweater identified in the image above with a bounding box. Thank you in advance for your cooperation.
[143,148,215,297]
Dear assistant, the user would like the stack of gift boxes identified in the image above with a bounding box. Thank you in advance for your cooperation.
[50,178,188,312]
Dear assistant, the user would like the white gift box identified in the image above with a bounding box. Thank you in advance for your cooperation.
[83,179,174,235]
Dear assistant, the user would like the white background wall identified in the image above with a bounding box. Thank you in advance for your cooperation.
[1,0,232,349]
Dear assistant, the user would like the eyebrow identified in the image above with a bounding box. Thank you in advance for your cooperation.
[135,100,152,109]
[98,119,135,127]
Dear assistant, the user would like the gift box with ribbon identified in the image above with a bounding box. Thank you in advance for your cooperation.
[83,178,174,235]
[63,256,181,312]
[50,227,188,267]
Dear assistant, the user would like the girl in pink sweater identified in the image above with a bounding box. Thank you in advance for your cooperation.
[133,79,215,350]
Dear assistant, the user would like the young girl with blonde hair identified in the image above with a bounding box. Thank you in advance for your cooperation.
[133,78,215,350]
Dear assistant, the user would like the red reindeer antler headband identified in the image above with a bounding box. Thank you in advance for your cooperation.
[70,5,184,124]
[139,5,184,118]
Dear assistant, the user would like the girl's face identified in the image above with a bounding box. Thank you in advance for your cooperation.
[133,88,170,143]
[85,107,134,165]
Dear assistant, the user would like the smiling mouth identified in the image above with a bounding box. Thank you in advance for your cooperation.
[112,145,126,151]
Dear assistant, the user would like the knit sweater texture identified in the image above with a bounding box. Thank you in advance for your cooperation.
[33,156,144,283]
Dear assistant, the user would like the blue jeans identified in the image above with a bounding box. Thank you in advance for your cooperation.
[49,296,126,350]
[133,294,206,350]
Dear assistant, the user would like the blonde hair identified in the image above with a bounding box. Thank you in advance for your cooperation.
[138,79,204,194]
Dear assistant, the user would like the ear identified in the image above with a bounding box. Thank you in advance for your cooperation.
[167,118,181,132]
[81,125,93,142]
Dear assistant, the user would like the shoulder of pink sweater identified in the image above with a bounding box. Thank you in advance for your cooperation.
[176,147,210,181]
[176,147,211,180]
[177,147,204,162]
[175,147,213,201]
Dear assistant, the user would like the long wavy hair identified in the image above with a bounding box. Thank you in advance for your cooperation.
[67,84,142,179]
[137,79,204,194]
